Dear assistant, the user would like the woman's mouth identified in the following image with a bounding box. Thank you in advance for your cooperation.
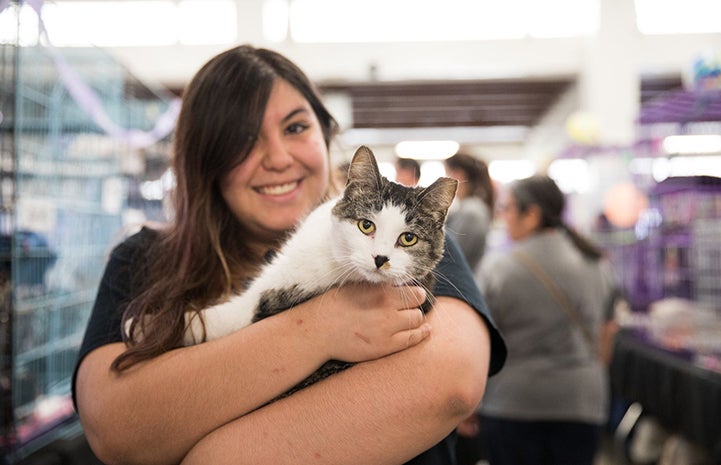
[255,181,299,196]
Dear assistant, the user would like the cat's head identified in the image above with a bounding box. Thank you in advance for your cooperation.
[331,145,458,285]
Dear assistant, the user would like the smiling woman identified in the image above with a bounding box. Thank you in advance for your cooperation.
[72,44,505,465]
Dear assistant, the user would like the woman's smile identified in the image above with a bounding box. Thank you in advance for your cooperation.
[255,179,301,196]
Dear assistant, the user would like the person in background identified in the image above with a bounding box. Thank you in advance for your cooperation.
[333,160,351,187]
[443,152,496,465]
[395,156,421,186]
[444,152,495,272]
[73,44,505,465]
[476,175,612,465]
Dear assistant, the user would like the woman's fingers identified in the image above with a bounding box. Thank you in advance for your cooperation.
[396,307,426,331]
[399,321,432,349]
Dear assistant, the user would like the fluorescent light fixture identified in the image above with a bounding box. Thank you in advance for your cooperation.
[662,135,721,154]
[36,0,236,47]
[395,140,459,160]
[668,155,721,178]
[488,160,536,184]
[0,3,41,46]
[43,1,177,47]
[548,158,591,194]
[263,0,289,43]
[178,1,236,45]
[635,0,721,34]
[288,0,598,42]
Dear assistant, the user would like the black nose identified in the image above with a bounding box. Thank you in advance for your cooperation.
[374,255,389,269]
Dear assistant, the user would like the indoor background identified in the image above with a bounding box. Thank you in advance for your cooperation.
[1,1,720,464]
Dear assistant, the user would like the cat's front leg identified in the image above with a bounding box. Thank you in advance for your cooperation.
[252,285,316,322]
[183,295,257,345]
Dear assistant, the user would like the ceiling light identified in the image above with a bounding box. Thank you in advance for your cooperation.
[395,140,459,160]
[488,160,536,184]
[662,135,721,154]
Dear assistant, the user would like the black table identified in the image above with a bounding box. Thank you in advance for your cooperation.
[610,329,721,461]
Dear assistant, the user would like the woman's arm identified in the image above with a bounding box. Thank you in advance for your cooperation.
[75,282,431,465]
[180,296,491,465]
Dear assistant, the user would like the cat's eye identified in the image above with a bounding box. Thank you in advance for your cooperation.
[398,232,418,247]
[358,219,376,235]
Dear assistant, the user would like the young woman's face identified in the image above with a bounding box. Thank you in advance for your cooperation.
[219,79,330,243]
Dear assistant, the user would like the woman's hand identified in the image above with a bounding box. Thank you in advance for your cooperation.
[303,282,431,363]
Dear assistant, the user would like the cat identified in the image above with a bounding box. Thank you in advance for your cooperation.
[129,145,458,395]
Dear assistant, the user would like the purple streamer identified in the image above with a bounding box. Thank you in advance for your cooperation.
[17,0,180,148]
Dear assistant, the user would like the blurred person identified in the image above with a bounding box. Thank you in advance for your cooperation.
[72,44,506,465]
[333,160,351,186]
[476,175,613,465]
[444,152,496,465]
[395,156,421,186]
[444,152,495,272]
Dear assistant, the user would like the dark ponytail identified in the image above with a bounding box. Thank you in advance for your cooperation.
[511,175,603,261]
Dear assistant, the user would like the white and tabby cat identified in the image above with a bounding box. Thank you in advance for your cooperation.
[129,145,457,395]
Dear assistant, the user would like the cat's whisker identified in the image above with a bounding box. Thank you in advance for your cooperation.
[312,262,359,310]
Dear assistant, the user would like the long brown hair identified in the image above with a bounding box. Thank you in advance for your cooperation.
[510,175,603,261]
[444,152,495,211]
[113,45,339,371]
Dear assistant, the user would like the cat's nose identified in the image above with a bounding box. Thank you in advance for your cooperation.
[374,255,390,269]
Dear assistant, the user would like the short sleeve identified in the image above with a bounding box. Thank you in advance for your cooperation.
[71,228,156,408]
[433,236,506,376]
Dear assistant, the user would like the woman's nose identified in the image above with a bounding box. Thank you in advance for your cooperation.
[260,138,293,171]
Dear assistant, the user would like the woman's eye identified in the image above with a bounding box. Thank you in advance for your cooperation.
[285,122,308,135]
[398,232,418,247]
[358,219,375,235]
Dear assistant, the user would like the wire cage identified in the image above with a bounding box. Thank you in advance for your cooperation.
[592,175,721,314]
[645,176,721,309]
[0,4,176,461]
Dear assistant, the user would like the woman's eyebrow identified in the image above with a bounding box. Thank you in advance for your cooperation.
[281,107,310,123]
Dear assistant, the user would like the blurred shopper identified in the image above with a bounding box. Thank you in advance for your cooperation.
[476,175,613,465]
[395,157,421,186]
[333,160,351,187]
[444,152,495,271]
[444,152,496,465]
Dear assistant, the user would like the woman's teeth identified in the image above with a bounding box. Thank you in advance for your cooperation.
[257,181,298,195]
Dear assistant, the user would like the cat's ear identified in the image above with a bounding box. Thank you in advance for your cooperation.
[419,177,458,218]
[345,145,382,191]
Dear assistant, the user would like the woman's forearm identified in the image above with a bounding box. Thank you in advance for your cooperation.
[181,297,491,465]
[76,308,333,465]
[76,284,432,465]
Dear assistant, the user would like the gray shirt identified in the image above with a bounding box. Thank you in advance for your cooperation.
[477,229,612,424]
[446,197,491,272]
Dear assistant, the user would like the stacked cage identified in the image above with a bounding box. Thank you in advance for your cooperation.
[646,176,721,309]
[0,3,175,461]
